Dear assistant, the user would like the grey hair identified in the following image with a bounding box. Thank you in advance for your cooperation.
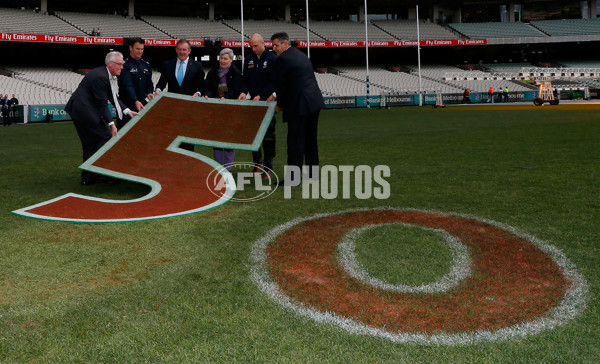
[219,48,234,60]
[105,51,124,65]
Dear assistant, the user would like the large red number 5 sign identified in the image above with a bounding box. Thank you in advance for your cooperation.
[14,93,275,223]
[251,208,588,345]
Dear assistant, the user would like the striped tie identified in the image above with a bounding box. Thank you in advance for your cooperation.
[110,77,123,120]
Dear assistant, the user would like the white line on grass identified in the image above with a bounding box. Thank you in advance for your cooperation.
[249,207,589,346]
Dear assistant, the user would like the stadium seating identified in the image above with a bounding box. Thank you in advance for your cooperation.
[56,11,167,38]
[315,72,392,96]
[2,9,600,106]
[141,16,240,40]
[9,66,84,94]
[556,60,600,68]
[222,19,319,41]
[0,74,71,105]
[299,20,395,41]
[0,7,84,36]
[373,20,459,40]
[334,66,463,94]
[482,63,532,72]
[530,18,600,36]
[449,22,545,38]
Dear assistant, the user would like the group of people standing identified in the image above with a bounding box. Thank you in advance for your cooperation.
[487,86,510,103]
[461,87,510,104]
[66,32,324,186]
[1,94,19,127]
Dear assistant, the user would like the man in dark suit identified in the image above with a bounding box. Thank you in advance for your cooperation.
[8,94,19,125]
[267,32,325,182]
[155,38,206,151]
[1,94,11,126]
[155,38,205,97]
[66,51,138,185]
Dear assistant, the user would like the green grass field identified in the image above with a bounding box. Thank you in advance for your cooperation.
[0,104,598,362]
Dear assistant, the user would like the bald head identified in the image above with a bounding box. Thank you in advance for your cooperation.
[250,33,266,57]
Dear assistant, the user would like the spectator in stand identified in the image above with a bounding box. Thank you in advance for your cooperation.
[204,47,242,171]
[238,33,277,179]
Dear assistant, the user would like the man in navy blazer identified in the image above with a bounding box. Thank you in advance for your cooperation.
[155,39,206,151]
[268,32,325,182]
[66,51,138,184]
[155,39,206,97]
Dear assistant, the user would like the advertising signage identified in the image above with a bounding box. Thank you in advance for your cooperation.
[1,31,483,48]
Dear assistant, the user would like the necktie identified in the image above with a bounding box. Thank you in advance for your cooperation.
[177,60,184,86]
[110,76,123,120]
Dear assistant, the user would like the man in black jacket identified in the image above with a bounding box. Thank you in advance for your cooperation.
[117,37,154,128]
[238,33,278,178]
[1,94,10,127]
[268,32,325,181]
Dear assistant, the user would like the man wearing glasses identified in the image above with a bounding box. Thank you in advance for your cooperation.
[268,32,325,183]
[65,51,138,185]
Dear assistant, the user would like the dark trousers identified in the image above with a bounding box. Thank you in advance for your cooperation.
[72,119,111,183]
[252,115,276,169]
[2,110,9,126]
[287,111,319,178]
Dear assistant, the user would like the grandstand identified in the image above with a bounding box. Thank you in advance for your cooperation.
[141,16,240,40]
[222,19,317,41]
[55,12,167,38]
[373,20,459,40]
[8,67,84,93]
[2,1,600,110]
[299,20,394,41]
[0,74,71,105]
[530,18,600,36]
[554,59,600,67]
[335,66,463,94]
[0,7,83,36]
[315,73,384,96]
[482,63,533,72]
[448,22,545,38]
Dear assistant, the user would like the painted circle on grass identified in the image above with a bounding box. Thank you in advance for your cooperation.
[338,223,471,294]
[250,208,588,345]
